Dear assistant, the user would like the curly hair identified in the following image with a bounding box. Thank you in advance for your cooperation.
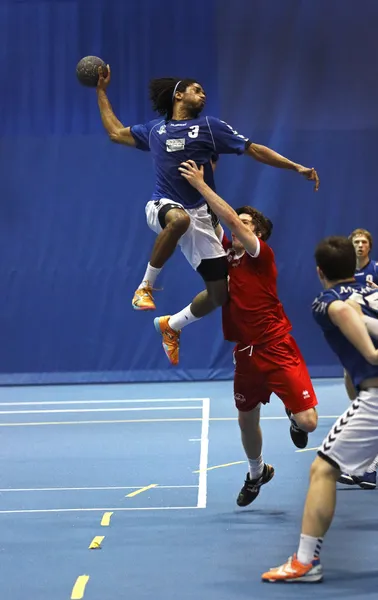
[149,78,198,120]
[235,206,273,241]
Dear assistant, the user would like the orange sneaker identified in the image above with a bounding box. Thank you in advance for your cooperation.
[132,285,156,311]
[154,316,180,365]
[261,554,323,583]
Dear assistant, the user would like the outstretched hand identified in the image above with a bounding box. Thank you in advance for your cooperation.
[179,160,205,190]
[97,64,111,91]
[296,165,320,192]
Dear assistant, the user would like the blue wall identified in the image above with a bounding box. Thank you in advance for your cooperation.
[1,0,377,383]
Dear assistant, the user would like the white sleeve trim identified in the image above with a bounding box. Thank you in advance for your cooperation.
[246,237,261,258]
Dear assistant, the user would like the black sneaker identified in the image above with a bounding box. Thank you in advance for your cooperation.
[285,408,308,449]
[236,464,275,507]
[338,472,355,485]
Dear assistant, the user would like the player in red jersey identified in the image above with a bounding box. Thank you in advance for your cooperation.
[154,160,318,506]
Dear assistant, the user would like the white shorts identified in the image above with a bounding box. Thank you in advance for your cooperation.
[145,199,226,270]
[319,389,378,476]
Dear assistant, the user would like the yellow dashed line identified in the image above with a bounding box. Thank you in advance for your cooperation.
[126,484,158,498]
[71,575,90,599]
[193,460,246,473]
[88,536,104,550]
[101,511,113,526]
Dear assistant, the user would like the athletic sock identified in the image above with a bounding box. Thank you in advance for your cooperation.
[139,263,161,289]
[366,455,378,473]
[248,455,264,480]
[168,305,201,331]
[297,534,323,564]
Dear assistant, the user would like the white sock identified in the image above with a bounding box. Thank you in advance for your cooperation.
[139,263,161,289]
[168,305,201,332]
[366,455,378,473]
[297,534,323,564]
[248,455,264,480]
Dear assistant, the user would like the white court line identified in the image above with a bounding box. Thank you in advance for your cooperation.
[0,398,207,407]
[197,398,210,509]
[0,406,202,416]
[0,415,342,428]
[0,485,198,493]
[0,506,199,515]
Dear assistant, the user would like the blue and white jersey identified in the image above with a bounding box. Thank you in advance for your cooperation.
[312,281,378,389]
[354,259,378,286]
[130,116,250,209]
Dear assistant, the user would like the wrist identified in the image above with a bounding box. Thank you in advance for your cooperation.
[196,180,207,194]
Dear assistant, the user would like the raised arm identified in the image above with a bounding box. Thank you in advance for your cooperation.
[96,65,136,147]
[328,300,378,365]
[245,143,319,191]
[179,161,259,256]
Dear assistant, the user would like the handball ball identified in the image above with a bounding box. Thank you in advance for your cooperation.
[76,56,108,87]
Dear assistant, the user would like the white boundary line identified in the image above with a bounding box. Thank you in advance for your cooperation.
[0,485,198,493]
[0,406,202,416]
[0,415,341,428]
[0,398,207,407]
[0,506,199,515]
[197,398,210,508]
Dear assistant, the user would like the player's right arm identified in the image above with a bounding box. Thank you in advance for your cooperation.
[96,66,136,147]
[179,161,259,256]
[328,300,378,365]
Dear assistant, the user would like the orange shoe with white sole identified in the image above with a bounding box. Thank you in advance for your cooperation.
[154,316,180,365]
[261,554,323,583]
[132,286,156,311]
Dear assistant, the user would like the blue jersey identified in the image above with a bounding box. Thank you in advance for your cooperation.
[354,259,378,285]
[130,116,250,209]
[312,281,378,389]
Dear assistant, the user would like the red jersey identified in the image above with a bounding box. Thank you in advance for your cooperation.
[222,233,292,346]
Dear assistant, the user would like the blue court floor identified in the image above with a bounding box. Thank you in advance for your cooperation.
[0,379,377,599]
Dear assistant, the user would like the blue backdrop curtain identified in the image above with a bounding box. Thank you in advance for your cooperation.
[0,0,377,383]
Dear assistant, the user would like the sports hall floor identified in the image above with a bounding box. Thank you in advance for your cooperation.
[0,379,376,599]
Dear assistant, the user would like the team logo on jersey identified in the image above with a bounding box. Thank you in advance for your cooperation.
[157,124,167,135]
[302,390,310,399]
[166,138,185,152]
[234,393,246,403]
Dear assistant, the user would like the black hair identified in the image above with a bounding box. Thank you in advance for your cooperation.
[315,236,356,281]
[149,78,198,120]
[235,206,273,242]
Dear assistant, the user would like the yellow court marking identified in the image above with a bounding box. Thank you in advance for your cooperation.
[126,484,158,498]
[101,511,113,526]
[296,447,319,453]
[71,575,90,599]
[193,460,246,474]
[89,535,104,549]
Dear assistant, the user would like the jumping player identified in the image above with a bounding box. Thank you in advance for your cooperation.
[96,68,319,347]
[262,236,378,583]
[160,160,318,506]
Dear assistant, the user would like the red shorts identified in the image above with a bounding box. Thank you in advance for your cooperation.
[233,334,318,414]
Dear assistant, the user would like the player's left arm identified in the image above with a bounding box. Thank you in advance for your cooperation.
[207,117,319,191]
[328,300,378,364]
[245,144,319,191]
[179,160,259,256]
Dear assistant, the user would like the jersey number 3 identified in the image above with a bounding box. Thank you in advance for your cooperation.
[188,125,199,139]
